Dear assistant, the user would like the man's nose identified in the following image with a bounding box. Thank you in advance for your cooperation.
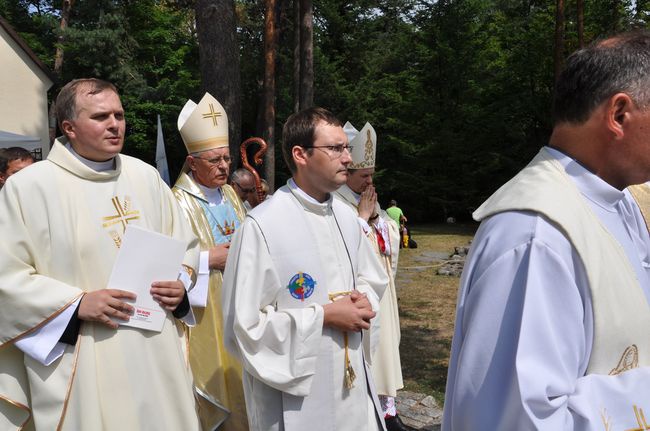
[107,115,119,130]
[340,149,352,164]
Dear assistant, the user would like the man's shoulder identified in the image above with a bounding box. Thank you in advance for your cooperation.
[332,195,360,221]
[473,210,575,265]
[248,186,293,220]
[3,159,54,189]
[120,154,159,176]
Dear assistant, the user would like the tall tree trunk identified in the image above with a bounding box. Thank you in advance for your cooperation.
[293,0,301,113]
[553,0,565,85]
[195,0,242,168]
[48,0,75,144]
[299,0,313,109]
[263,0,279,190]
[577,0,584,48]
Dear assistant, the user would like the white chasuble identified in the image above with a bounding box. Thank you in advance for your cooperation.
[173,173,249,431]
[335,185,404,397]
[0,139,200,431]
[222,182,389,431]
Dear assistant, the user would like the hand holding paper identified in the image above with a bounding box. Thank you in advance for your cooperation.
[79,289,137,329]
[151,280,185,311]
[107,225,186,332]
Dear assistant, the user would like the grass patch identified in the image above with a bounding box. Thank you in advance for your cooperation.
[396,223,476,405]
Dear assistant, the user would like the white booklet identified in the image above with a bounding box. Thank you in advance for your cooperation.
[107,225,185,332]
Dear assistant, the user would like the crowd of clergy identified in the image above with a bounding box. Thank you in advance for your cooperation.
[0,72,409,430]
[3,28,650,431]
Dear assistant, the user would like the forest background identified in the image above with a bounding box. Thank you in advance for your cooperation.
[1,0,645,222]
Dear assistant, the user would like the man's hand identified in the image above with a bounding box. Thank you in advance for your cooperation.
[208,242,231,271]
[358,186,377,222]
[151,280,185,311]
[323,291,376,332]
[78,289,136,329]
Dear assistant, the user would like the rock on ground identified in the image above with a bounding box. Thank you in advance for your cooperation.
[396,390,443,430]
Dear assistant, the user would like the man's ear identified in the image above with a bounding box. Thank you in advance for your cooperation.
[186,155,196,172]
[606,93,634,140]
[292,146,309,169]
[61,120,75,139]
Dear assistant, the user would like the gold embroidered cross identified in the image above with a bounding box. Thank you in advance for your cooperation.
[202,103,222,126]
[627,405,650,431]
[102,196,140,233]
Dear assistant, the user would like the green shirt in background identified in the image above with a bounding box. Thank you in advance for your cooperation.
[386,206,404,226]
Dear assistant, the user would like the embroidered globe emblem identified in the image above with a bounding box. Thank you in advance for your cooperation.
[287,272,316,301]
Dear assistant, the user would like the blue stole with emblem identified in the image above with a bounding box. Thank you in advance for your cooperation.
[199,199,241,244]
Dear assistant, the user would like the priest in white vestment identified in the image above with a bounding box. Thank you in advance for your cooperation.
[0,79,201,430]
[443,32,650,430]
[334,122,407,431]
[172,93,248,431]
[222,107,389,431]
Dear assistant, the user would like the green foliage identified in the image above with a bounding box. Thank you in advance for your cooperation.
[3,0,648,219]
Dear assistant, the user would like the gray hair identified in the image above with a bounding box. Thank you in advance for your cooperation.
[231,168,254,183]
[554,31,650,124]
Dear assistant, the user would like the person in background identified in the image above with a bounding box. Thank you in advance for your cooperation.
[334,121,408,431]
[386,200,407,248]
[231,168,256,211]
[0,146,35,187]
[172,92,248,431]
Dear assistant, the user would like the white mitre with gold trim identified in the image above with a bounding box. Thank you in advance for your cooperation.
[177,92,228,154]
[344,121,376,169]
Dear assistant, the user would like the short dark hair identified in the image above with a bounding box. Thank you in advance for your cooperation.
[0,147,34,174]
[554,30,650,124]
[55,78,119,133]
[281,107,342,173]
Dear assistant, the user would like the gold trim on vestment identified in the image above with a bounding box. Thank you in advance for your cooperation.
[609,344,639,376]
[1,292,85,348]
[187,137,229,154]
[0,394,31,430]
[600,408,612,431]
[182,264,197,289]
[178,319,191,369]
[56,332,83,431]
[629,184,650,234]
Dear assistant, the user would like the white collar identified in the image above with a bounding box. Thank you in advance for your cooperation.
[64,142,115,172]
[191,173,223,206]
[546,146,625,213]
[288,178,332,215]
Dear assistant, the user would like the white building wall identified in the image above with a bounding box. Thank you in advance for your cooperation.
[0,25,53,158]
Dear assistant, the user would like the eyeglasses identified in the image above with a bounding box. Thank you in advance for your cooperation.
[234,182,256,194]
[307,145,353,159]
[193,155,232,166]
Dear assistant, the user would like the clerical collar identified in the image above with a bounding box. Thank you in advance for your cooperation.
[192,173,223,206]
[64,142,115,172]
[288,178,331,215]
[546,146,624,212]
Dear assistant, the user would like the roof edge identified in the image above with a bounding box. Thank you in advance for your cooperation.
[0,15,55,87]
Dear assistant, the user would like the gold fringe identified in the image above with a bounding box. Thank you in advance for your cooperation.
[343,332,356,389]
[328,291,356,389]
